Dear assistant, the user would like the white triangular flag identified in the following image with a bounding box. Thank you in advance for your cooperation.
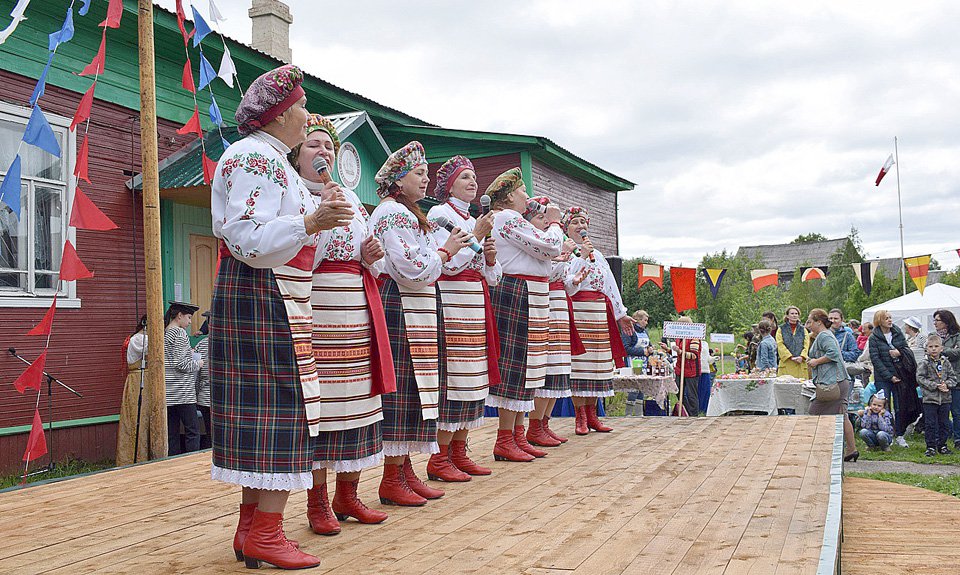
[218,44,236,87]
[0,0,32,45]
[208,0,225,24]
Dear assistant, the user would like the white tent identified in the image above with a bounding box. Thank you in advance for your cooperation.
[860,283,960,334]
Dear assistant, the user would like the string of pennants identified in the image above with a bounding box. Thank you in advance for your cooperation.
[0,0,236,480]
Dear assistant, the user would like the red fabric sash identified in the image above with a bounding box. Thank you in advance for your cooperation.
[570,290,627,368]
[219,241,315,271]
[507,273,549,283]
[440,270,501,387]
[314,260,397,396]
[550,281,586,356]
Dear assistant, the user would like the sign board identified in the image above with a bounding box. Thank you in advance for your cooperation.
[337,142,362,190]
[710,333,735,344]
[662,321,707,340]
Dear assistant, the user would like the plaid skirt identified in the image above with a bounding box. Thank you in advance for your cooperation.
[312,422,383,472]
[487,276,540,406]
[210,257,313,483]
[537,374,572,398]
[379,278,438,449]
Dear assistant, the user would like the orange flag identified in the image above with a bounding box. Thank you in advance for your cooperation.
[22,409,48,462]
[751,269,779,292]
[670,267,697,313]
[59,240,95,281]
[13,350,47,393]
[638,263,664,289]
[26,295,57,336]
[904,255,931,294]
[70,187,117,230]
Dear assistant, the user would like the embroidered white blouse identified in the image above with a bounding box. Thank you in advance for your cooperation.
[304,180,372,266]
[211,131,318,269]
[567,248,628,319]
[368,201,443,289]
[427,198,502,286]
[492,208,563,277]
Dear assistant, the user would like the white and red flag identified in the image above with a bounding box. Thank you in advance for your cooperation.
[875,153,895,186]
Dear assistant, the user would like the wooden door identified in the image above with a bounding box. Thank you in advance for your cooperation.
[189,234,218,334]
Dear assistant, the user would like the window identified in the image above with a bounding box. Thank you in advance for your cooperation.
[0,101,77,307]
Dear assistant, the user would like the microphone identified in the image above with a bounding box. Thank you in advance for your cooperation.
[311,156,333,185]
[579,229,596,262]
[434,215,482,255]
[479,194,491,215]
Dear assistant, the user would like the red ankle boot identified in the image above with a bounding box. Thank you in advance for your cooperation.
[332,478,387,524]
[574,405,589,435]
[378,463,427,506]
[450,439,491,475]
[526,418,561,447]
[493,428,534,462]
[403,456,445,499]
[233,503,257,561]
[543,416,568,443]
[427,444,472,482]
[306,483,341,535]
[241,509,321,570]
[585,404,613,432]
[514,425,547,457]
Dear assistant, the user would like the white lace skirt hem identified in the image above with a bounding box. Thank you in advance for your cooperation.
[210,465,312,491]
[485,395,535,412]
[571,390,615,398]
[312,452,384,473]
[383,441,439,457]
[438,418,484,432]
[535,389,572,398]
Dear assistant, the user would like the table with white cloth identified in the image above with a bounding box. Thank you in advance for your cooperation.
[706,376,814,416]
[613,375,679,414]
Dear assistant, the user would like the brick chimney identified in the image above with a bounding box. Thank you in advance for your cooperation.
[249,0,293,63]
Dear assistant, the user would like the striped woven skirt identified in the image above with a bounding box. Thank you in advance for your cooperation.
[538,282,575,398]
[569,292,616,398]
[486,275,550,412]
[379,277,439,456]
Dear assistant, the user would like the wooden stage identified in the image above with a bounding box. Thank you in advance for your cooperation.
[0,416,843,574]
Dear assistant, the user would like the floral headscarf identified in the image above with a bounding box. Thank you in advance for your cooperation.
[561,206,590,230]
[484,167,524,204]
[523,195,549,221]
[374,141,427,198]
[304,113,341,157]
[433,155,474,201]
[235,64,305,136]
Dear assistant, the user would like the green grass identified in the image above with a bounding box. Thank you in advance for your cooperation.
[854,430,960,465]
[0,458,115,490]
[845,471,960,498]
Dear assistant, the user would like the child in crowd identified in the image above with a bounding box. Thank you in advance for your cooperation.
[755,320,778,371]
[858,391,893,451]
[917,334,957,457]
[856,322,873,351]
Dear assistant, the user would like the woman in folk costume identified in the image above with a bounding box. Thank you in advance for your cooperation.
[210,64,355,570]
[368,142,473,505]
[564,207,633,435]
[777,305,810,378]
[485,169,564,461]
[425,156,501,481]
[116,315,150,465]
[289,114,393,534]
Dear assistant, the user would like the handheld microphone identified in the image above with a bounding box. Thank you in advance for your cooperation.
[579,229,596,262]
[479,194,491,215]
[434,215,483,255]
[311,156,333,185]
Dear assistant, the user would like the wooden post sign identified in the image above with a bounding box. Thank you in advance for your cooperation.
[710,333,735,374]
[662,322,706,416]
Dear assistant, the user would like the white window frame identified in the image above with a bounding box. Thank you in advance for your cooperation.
[0,100,80,309]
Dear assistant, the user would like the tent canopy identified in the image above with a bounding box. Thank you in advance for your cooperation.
[860,283,960,334]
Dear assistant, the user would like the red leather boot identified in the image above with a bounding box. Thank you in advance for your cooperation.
[585,403,613,432]
[526,418,561,447]
[306,483,341,536]
[233,503,257,561]
[403,456,445,499]
[574,405,589,435]
[450,439,491,475]
[332,478,387,524]
[514,425,547,457]
[427,444,471,482]
[241,509,321,570]
[378,463,427,507]
[542,416,568,443]
[493,428,534,462]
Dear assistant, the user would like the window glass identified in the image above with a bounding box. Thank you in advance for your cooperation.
[0,181,28,290]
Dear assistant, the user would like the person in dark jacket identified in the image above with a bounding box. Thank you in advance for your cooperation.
[933,309,960,447]
[869,309,910,447]
[917,334,957,456]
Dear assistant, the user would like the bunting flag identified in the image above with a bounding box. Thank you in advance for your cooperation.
[191,5,212,46]
[1,155,22,217]
[48,7,75,50]
[208,0,225,24]
[100,0,123,29]
[637,263,664,289]
[175,0,194,45]
[217,44,236,87]
[875,153,895,186]
[79,0,91,16]
[670,267,697,313]
[197,51,217,91]
[30,53,54,106]
[70,81,97,131]
[13,350,47,393]
[221,136,231,152]
[74,135,91,183]
[799,266,828,282]
[701,268,726,299]
[0,0,31,45]
[59,240,94,280]
[852,262,878,296]
[22,106,62,157]
[182,60,196,93]
[202,153,217,185]
[957,249,960,260]
[176,107,203,138]
[26,295,57,336]
[750,269,779,292]
[77,29,106,76]
[70,187,117,230]
[22,409,48,462]
[904,255,931,295]
[208,96,223,126]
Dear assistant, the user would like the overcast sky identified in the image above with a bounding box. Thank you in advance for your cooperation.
[160,0,960,268]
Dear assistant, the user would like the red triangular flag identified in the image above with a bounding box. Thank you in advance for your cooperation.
[175,0,194,45]
[670,267,698,313]
[26,295,57,336]
[77,29,106,76]
[70,187,117,231]
[202,153,217,184]
[59,240,95,281]
[176,107,203,138]
[182,59,196,93]
[74,135,90,183]
[13,350,47,393]
[70,81,97,132]
[22,409,48,462]
[99,0,123,28]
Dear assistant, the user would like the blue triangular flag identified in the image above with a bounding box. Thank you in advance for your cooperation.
[191,6,212,47]
[221,137,231,152]
[23,106,61,157]
[30,53,55,107]
[197,50,217,91]
[79,0,91,16]
[208,96,223,126]
[0,155,22,217]
[48,8,75,51]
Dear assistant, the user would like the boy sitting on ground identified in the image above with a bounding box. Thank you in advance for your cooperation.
[916,335,958,457]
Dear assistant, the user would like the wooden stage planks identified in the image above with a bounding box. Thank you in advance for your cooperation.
[0,416,841,575]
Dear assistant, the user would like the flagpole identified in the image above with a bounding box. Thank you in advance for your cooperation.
[894,136,906,296]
